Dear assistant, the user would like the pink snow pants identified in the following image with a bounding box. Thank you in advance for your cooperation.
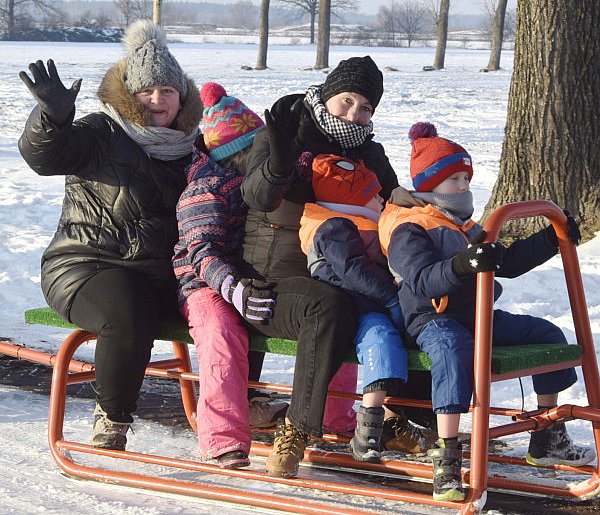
[182,288,251,459]
[322,362,358,435]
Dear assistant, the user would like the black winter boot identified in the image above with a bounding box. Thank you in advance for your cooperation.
[526,422,595,467]
[428,438,465,501]
[349,405,385,463]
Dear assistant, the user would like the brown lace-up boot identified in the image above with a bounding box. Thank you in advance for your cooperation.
[381,415,436,454]
[265,421,309,477]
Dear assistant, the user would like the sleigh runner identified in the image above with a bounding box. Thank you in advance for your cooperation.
[0,201,599,514]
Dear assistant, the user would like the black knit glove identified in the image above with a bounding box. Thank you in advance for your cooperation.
[264,108,304,178]
[19,59,82,125]
[544,209,581,246]
[452,230,506,276]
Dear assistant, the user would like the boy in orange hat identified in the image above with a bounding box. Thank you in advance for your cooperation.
[299,154,408,463]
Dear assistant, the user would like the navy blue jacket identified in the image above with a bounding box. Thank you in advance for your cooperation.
[379,204,558,338]
[300,202,397,314]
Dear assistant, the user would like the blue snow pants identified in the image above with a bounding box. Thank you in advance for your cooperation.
[355,311,408,389]
[416,309,578,414]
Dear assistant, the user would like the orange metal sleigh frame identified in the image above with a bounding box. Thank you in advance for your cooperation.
[1,200,599,514]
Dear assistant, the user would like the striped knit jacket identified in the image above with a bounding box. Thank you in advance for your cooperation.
[172,143,248,307]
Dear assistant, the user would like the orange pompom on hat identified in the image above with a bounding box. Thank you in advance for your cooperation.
[200,82,264,161]
[409,122,473,192]
[311,154,381,207]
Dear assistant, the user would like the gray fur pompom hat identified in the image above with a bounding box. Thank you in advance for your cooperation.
[123,19,187,99]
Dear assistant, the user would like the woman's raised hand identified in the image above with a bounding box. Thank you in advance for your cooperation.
[264,109,303,178]
[19,59,82,125]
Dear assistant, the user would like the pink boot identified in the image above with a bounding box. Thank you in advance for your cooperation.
[322,363,358,437]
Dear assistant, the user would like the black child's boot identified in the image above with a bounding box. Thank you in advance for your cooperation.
[428,438,465,501]
[526,422,595,467]
[349,405,385,463]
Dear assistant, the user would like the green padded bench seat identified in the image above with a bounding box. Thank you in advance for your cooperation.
[24,307,582,375]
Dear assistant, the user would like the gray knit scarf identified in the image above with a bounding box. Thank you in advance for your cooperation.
[304,85,373,149]
[99,102,197,161]
[413,190,474,227]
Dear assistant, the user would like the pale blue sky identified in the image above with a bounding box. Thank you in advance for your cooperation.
[179,1,517,16]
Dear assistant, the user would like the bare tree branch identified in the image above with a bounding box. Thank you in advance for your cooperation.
[277,0,356,43]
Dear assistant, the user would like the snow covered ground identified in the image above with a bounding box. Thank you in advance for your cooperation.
[0,40,599,514]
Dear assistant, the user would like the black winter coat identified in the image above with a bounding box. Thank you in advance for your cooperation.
[18,61,202,321]
[242,93,399,280]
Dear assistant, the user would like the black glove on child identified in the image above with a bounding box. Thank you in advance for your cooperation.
[544,209,582,246]
[19,59,82,126]
[452,230,506,276]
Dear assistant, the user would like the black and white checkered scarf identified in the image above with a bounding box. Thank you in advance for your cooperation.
[305,85,373,149]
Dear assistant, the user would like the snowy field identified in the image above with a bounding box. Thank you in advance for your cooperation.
[0,39,599,514]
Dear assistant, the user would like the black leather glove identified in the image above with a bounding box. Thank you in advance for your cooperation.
[19,59,82,125]
[264,108,304,178]
[226,277,277,324]
[452,230,506,276]
[544,209,581,246]
[294,105,323,150]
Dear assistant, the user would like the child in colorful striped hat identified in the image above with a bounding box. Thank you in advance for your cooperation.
[172,82,287,469]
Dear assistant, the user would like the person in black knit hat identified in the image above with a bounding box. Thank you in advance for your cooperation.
[241,55,434,478]
[321,55,384,111]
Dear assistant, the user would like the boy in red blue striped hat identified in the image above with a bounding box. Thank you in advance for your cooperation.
[379,122,592,501]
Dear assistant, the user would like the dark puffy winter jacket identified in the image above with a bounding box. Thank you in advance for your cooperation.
[18,61,202,321]
[379,203,559,337]
[299,202,398,315]
[241,93,399,281]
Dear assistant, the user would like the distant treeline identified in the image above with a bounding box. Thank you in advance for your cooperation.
[8,27,123,42]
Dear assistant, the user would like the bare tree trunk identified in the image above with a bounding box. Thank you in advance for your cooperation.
[485,0,507,71]
[433,0,449,69]
[482,0,600,241]
[116,0,132,25]
[314,0,330,69]
[255,0,270,70]
[153,0,162,24]
[309,5,316,45]
[7,0,16,39]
